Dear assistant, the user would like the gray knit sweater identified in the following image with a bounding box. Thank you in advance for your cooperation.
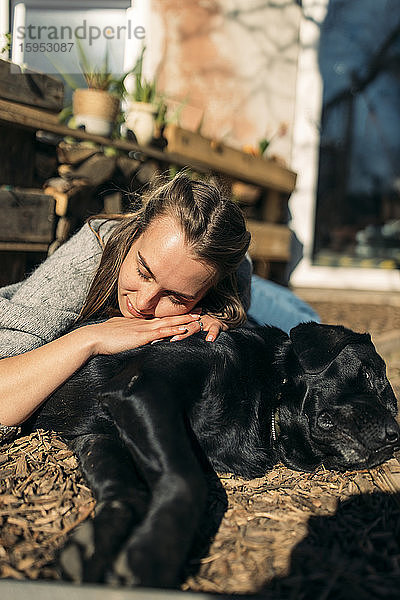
[0,220,252,359]
[0,220,115,358]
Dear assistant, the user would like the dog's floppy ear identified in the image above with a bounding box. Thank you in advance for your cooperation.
[289,322,371,374]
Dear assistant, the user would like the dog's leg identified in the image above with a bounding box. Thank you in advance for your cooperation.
[100,376,209,588]
[59,433,149,584]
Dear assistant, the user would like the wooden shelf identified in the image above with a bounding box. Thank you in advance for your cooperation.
[164,125,296,193]
[0,95,296,278]
[0,98,296,193]
[246,220,291,262]
[0,242,49,252]
[0,59,64,112]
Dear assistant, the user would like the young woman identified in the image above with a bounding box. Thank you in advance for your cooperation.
[0,173,318,434]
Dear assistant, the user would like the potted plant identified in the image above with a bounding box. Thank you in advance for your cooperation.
[74,41,124,137]
[58,41,124,137]
[124,47,163,146]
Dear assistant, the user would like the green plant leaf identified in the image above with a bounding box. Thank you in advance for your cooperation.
[258,138,270,155]
[58,104,73,123]
[46,53,80,90]
[75,38,92,84]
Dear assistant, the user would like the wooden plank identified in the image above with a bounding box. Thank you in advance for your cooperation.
[164,125,297,193]
[246,219,291,261]
[57,142,99,165]
[72,153,116,186]
[0,124,35,186]
[55,216,71,243]
[232,181,261,205]
[262,189,284,223]
[0,59,64,112]
[44,188,69,217]
[0,189,55,243]
[0,99,296,191]
[0,98,60,129]
[0,99,189,167]
[0,242,49,252]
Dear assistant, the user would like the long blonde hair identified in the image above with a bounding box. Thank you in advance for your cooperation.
[78,173,251,326]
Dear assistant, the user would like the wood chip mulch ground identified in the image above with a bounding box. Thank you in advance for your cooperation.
[0,296,399,598]
[0,431,94,582]
[185,464,400,598]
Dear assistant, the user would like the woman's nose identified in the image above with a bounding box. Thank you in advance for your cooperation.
[135,287,159,312]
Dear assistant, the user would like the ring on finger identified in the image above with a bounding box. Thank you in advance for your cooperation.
[198,320,204,331]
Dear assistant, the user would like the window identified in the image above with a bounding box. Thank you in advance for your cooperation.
[313,0,400,269]
[10,0,136,86]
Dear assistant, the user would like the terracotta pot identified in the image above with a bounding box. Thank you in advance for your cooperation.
[73,88,120,137]
[125,101,157,146]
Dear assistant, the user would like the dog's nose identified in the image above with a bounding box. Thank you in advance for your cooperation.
[385,421,399,445]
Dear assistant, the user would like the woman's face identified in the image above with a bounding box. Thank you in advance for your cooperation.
[117,216,215,319]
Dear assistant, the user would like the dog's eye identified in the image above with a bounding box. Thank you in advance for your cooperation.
[317,411,334,430]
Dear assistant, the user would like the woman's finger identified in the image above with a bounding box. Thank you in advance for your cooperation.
[147,324,192,344]
[150,313,201,327]
[169,319,202,342]
[204,323,221,342]
[169,315,227,342]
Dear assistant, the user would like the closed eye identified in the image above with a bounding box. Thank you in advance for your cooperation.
[136,267,151,281]
[168,296,186,306]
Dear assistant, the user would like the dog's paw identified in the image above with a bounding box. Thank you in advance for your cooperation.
[59,500,139,584]
[107,536,181,588]
[58,519,95,583]
[106,549,140,587]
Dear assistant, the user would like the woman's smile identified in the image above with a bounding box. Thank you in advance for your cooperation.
[126,296,153,319]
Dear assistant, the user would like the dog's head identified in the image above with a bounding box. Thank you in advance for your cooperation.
[276,322,399,472]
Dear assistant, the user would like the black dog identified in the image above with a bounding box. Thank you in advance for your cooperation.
[21,322,399,588]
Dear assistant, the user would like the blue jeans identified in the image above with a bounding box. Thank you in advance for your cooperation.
[247,275,320,333]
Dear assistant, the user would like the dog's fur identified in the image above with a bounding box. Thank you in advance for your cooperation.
[21,322,399,587]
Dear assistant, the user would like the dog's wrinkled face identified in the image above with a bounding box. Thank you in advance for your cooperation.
[277,323,400,472]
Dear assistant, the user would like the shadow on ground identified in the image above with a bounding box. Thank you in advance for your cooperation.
[257,491,400,599]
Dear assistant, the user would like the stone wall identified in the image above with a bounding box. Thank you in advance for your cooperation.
[146,0,301,165]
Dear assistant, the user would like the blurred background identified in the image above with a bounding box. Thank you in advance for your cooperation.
[0,0,399,292]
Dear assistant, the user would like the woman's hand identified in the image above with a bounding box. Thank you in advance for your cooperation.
[86,313,202,356]
[170,312,228,343]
